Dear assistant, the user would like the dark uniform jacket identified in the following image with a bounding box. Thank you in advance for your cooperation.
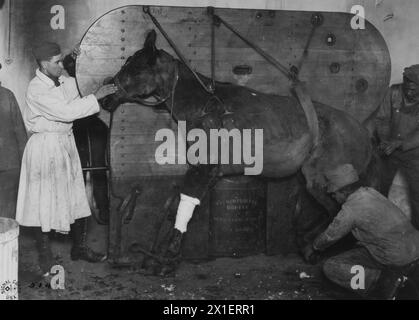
[375,84,419,155]
[313,187,419,267]
[0,86,27,170]
[0,85,27,219]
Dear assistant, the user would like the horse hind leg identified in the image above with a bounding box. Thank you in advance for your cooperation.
[301,161,340,217]
[297,166,339,263]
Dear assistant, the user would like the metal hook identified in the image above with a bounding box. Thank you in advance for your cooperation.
[143,6,150,14]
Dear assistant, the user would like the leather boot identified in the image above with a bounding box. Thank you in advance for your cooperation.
[157,229,184,277]
[368,269,405,300]
[71,218,107,262]
[34,228,55,276]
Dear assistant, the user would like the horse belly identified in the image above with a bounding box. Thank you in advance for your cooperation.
[215,96,313,177]
[262,133,312,177]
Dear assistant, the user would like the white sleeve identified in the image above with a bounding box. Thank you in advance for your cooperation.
[62,76,81,101]
[26,87,100,123]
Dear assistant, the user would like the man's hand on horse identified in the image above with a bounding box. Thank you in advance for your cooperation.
[380,140,403,155]
[94,84,118,100]
[70,44,81,60]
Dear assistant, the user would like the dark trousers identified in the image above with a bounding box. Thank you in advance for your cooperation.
[381,152,419,230]
[323,248,383,295]
[0,168,20,219]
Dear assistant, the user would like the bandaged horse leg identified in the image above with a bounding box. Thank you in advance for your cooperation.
[162,194,201,263]
[174,194,201,233]
[157,165,219,276]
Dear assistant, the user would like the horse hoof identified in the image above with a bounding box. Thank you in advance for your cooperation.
[158,265,177,278]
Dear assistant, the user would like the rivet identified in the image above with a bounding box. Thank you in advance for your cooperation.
[329,62,341,74]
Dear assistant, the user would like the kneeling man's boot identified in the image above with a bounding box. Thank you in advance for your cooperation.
[157,229,183,277]
[71,218,107,262]
[368,269,405,300]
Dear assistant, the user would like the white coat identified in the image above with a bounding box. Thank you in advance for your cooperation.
[16,69,100,233]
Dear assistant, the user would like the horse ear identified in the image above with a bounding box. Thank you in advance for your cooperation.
[144,30,157,52]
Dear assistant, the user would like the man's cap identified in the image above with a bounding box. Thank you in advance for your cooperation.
[32,42,61,62]
[403,65,419,85]
[325,164,359,193]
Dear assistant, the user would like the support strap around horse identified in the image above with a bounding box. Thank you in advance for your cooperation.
[209,9,320,149]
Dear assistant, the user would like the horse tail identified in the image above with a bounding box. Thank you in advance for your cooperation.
[361,103,381,143]
[360,145,385,194]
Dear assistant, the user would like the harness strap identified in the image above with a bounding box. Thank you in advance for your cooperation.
[213,13,294,81]
[390,85,403,139]
[293,82,320,148]
[213,12,320,148]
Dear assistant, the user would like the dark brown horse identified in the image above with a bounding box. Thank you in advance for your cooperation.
[101,30,381,272]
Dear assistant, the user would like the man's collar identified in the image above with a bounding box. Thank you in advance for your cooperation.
[36,69,62,88]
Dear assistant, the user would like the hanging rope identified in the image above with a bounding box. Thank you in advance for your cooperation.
[211,11,319,148]
[296,13,324,76]
[211,13,296,82]
[6,0,13,64]
[208,6,217,92]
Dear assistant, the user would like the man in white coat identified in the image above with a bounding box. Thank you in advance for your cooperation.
[16,42,118,276]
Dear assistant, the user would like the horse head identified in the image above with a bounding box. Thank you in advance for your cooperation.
[101,30,178,112]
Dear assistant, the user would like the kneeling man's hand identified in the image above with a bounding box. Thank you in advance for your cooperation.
[380,140,403,155]
[303,244,321,265]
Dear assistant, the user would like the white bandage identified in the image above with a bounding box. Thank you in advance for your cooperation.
[174,194,201,233]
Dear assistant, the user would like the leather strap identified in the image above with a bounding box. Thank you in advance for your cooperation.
[293,82,320,148]
[390,85,403,139]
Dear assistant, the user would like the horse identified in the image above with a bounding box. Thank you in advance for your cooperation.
[100,29,381,275]
[64,54,110,225]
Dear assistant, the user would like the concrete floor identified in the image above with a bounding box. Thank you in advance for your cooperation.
[16,219,360,300]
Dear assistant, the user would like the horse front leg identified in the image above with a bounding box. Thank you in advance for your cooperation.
[157,164,220,276]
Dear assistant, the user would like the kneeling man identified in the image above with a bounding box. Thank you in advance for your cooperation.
[312,164,419,299]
